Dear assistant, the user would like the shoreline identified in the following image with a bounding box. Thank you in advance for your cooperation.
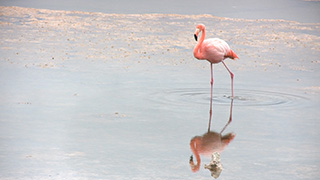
[1,6,320,25]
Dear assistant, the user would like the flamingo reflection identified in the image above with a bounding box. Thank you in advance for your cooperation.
[189,99,235,178]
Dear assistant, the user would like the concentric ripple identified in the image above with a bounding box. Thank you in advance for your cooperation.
[152,88,308,108]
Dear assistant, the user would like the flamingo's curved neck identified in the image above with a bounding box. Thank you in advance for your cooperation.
[189,138,201,172]
[193,28,206,60]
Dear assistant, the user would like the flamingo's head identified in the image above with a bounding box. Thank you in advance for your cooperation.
[194,28,200,41]
[194,33,198,41]
[194,24,205,41]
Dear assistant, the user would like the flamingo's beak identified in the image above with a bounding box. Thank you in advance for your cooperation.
[194,28,200,41]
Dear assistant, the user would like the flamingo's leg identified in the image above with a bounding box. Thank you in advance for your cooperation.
[208,63,213,132]
[221,61,234,99]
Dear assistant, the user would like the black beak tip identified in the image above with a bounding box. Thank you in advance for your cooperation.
[189,155,193,161]
[194,34,198,41]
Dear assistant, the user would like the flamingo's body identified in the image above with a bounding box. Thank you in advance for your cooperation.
[194,37,238,63]
[193,24,239,64]
[193,24,238,127]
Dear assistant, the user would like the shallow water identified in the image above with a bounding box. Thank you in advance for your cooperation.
[0,6,320,180]
[1,0,320,23]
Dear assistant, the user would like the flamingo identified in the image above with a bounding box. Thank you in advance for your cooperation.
[193,24,238,128]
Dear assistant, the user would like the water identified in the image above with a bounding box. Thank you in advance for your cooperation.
[0,5,320,180]
[1,0,320,23]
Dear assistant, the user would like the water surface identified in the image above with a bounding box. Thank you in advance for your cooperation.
[1,0,320,23]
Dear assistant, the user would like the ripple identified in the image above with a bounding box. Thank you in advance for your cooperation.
[152,88,308,108]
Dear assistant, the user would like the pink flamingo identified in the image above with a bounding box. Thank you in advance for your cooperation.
[193,24,238,128]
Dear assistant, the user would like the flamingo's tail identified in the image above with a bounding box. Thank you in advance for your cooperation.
[226,49,239,60]
[221,133,236,144]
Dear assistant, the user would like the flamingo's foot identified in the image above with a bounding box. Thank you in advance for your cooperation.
[223,95,234,99]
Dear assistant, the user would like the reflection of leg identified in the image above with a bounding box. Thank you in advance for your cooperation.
[208,63,213,132]
[220,99,234,134]
[222,61,234,98]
